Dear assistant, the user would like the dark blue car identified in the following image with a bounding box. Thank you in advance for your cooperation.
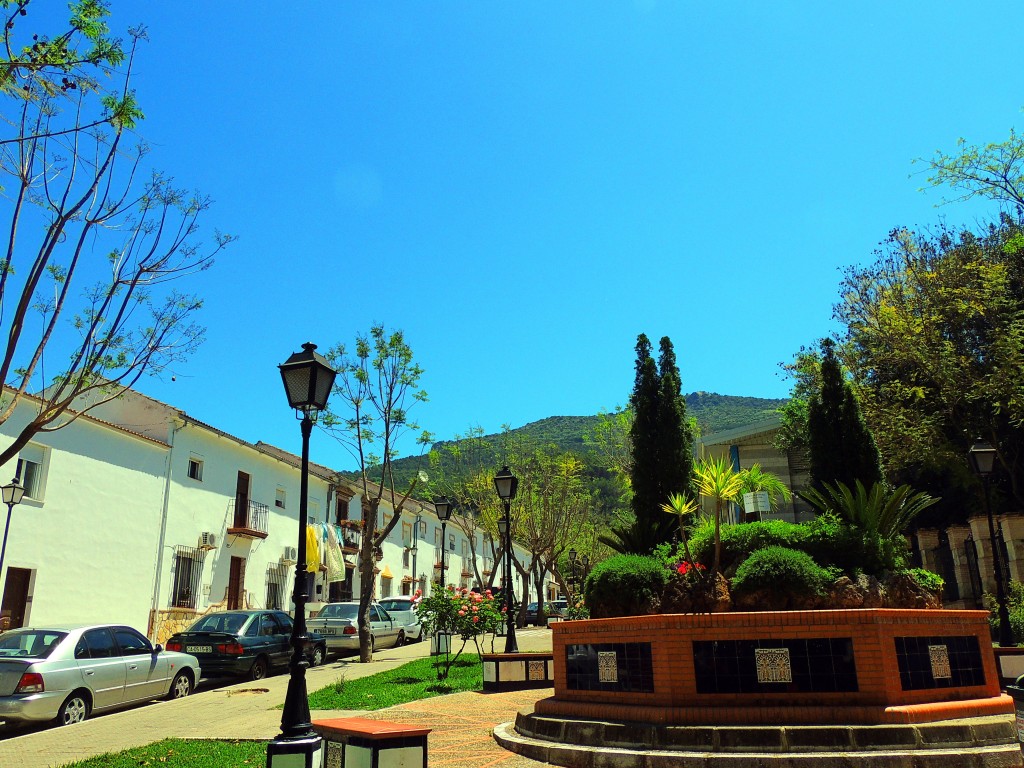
[165,610,326,681]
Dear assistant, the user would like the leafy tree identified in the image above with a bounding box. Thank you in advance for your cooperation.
[324,327,431,662]
[0,0,232,468]
[836,217,1024,515]
[807,339,882,492]
[656,336,694,503]
[920,129,1024,209]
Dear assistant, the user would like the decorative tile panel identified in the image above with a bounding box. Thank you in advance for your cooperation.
[528,659,546,680]
[325,742,343,768]
[928,645,952,679]
[565,642,654,692]
[755,648,792,683]
[895,636,984,690]
[598,652,618,683]
[693,638,858,694]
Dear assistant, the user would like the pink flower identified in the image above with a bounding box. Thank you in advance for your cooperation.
[458,610,466,616]
[473,616,479,623]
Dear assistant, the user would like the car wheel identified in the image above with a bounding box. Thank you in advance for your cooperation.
[55,691,89,726]
[310,645,325,667]
[166,671,192,700]
[396,630,406,648]
[249,656,269,681]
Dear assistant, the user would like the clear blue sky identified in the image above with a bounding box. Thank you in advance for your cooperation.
[31,1,1023,471]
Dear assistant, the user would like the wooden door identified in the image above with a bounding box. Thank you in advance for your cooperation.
[227,556,246,610]
[1,567,32,629]
[234,471,251,527]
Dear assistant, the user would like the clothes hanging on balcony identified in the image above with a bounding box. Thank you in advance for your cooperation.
[305,525,320,572]
[323,523,346,584]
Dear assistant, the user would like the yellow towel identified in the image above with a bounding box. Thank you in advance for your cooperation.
[306,525,320,572]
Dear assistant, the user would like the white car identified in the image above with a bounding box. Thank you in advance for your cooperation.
[378,597,423,642]
[0,624,200,726]
[306,602,404,653]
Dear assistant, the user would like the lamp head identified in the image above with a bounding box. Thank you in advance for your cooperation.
[968,438,998,477]
[279,342,337,421]
[1,478,24,507]
[434,496,453,523]
[493,466,518,501]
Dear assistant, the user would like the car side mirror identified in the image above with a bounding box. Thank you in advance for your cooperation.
[154,644,163,654]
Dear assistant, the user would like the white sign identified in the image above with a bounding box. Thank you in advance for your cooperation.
[743,491,771,514]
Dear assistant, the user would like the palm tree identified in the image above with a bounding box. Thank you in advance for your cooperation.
[693,456,744,574]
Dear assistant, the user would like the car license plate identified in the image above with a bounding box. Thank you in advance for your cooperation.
[187,645,212,653]
[321,628,337,635]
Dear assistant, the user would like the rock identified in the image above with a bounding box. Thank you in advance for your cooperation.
[857,574,885,608]
[829,576,866,609]
[662,571,732,614]
[883,571,943,609]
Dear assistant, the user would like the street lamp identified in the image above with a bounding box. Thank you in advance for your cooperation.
[268,343,337,768]
[0,478,25,588]
[434,497,453,593]
[568,549,577,597]
[969,439,1013,647]
[493,466,519,653]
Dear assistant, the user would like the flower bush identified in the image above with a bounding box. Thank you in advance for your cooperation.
[415,586,503,679]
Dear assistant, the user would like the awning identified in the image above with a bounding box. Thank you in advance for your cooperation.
[381,565,393,579]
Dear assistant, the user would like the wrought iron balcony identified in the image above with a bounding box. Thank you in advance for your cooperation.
[227,499,270,539]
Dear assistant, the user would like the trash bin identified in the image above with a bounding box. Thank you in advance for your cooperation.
[1007,676,1024,745]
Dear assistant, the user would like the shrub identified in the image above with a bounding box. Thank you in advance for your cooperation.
[584,554,669,618]
[799,513,908,575]
[731,546,836,603]
[906,568,944,593]
[685,518,808,575]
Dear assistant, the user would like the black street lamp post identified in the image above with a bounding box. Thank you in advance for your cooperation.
[267,343,337,768]
[434,497,453,593]
[493,466,519,653]
[969,439,1014,647]
[0,478,25,589]
[568,548,577,598]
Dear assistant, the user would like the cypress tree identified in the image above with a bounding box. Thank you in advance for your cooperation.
[808,339,883,491]
[656,336,694,500]
[629,334,661,540]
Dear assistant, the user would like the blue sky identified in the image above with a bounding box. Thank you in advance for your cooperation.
[19,1,1023,471]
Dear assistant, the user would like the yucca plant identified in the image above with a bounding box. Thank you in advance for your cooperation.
[693,456,744,574]
[737,463,793,512]
[799,480,938,540]
[660,493,702,579]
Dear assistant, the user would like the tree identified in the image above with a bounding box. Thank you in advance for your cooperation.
[0,2,231,469]
[324,327,431,662]
[693,455,743,574]
[835,217,1024,515]
[611,334,693,553]
[920,129,1024,210]
[806,339,882,492]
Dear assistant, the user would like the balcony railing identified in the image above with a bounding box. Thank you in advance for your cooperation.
[227,499,270,539]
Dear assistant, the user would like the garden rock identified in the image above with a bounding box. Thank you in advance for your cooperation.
[883,571,943,609]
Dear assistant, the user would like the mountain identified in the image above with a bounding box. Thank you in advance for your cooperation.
[346,392,787,498]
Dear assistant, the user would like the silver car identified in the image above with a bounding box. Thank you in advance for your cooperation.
[0,624,200,726]
[377,597,423,642]
[306,602,402,653]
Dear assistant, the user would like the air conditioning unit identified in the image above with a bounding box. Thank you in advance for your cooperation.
[282,546,298,565]
[198,532,217,550]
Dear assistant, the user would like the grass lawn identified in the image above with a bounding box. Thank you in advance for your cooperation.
[307,653,482,710]
[61,739,265,767]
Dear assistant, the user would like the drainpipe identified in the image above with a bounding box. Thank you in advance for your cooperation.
[149,419,183,641]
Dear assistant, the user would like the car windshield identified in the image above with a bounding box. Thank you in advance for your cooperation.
[318,604,358,619]
[0,630,66,659]
[527,602,538,612]
[378,600,411,612]
[187,613,249,634]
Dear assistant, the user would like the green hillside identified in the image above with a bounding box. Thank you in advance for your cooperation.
[347,392,786,499]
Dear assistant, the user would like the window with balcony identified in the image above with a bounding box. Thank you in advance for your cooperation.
[402,522,412,548]
[448,533,456,552]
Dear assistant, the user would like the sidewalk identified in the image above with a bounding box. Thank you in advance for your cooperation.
[0,630,553,768]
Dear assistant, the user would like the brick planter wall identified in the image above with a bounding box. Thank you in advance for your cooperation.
[537,609,1012,725]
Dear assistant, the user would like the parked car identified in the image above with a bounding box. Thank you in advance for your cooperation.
[0,623,200,726]
[306,602,403,653]
[377,597,423,643]
[164,610,326,681]
[525,600,568,626]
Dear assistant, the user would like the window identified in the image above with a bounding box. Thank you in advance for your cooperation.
[187,456,204,481]
[16,444,46,500]
[434,527,442,548]
[418,521,426,536]
[307,500,319,524]
[461,540,469,557]
[448,533,456,552]
[275,488,286,509]
[336,497,349,523]
[171,547,205,609]
[329,577,352,602]
[79,628,118,659]
[266,562,289,611]
[402,522,412,548]
[402,549,411,568]
[113,627,152,656]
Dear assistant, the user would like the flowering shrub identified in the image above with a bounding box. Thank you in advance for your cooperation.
[564,594,589,620]
[415,586,503,679]
[675,561,706,577]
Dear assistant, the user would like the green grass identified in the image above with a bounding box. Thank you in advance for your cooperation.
[307,653,482,710]
[61,738,265,767]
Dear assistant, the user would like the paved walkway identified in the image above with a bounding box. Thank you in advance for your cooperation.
[0,630,553,768]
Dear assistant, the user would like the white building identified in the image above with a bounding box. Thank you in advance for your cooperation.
[0,388,539,642]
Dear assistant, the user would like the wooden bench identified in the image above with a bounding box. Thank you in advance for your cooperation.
[312,717,431,768]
